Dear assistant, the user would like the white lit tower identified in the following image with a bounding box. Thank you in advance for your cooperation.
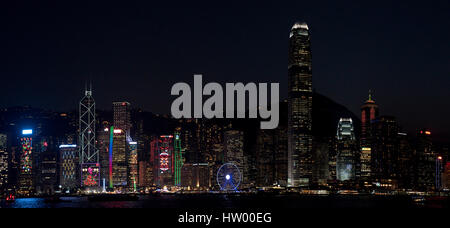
[79,83,100,187]
[336,118,358,181]
[288,22,313,187]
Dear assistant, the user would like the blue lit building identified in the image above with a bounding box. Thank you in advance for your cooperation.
[336,118,358,182]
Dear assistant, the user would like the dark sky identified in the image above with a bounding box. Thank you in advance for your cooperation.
[1,1,450,140]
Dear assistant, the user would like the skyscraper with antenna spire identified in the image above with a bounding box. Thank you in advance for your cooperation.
[360,90,379,179]
[79,82,100,187]
[288,22,313,187]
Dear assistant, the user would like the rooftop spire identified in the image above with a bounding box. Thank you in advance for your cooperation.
[368,89,373,101]
[84,80,93,96]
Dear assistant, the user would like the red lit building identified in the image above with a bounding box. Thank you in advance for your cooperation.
[360,91,379,179]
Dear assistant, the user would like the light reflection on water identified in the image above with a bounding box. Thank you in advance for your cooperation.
[9,198,48,208]
[0,195,446,208]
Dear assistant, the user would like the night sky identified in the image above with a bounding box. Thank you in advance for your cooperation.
[1,1,449,140]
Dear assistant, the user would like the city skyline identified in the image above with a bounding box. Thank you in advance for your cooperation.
[0,13,449,214]
[1,1,450,141]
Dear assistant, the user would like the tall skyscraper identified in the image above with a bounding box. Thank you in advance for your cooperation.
[112,129,127,187]
[360,91,379,179]
[174,131,183,186]
[436,156,444,190]
[113,102,131,140]
[128,141,138,191]
[224,130,247,188]
[40,148,58,195]
[59,145,79,192]
[18,129,34,195]
[156,135,174,187]
[0,134,7,190]
[79,85,99,187]
[415,129,435,191]
[98,123,111,188]
[336,118,358,181]
[397,132,414,189]
[371,116,399,189]
[288,22,313,187]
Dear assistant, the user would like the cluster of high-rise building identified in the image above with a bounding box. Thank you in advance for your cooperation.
[286,22,449,192]
[0,22,449,197]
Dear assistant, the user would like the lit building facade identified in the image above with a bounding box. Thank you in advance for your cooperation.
[81,163,100,187]
[255,130,276,187]
[314,137,333,186]
[336,118,358,181]
[223,130,247,188]
[60,145,79,192]
[415,130,436,191]
[112,129,127,187]
[436,155,444,190]
[128,141,138,191]
[18,129,34,195]
[371,116,399,189]
[40,148,58,195]
[98,123,111,189]
[113,102,131,139]
[288,22,313,187]
[255,120,289,188]
[360,91,379,179]
[138,160,153,190]
[138,134,153,190]
[174,132,183,186]
[181,163,210,190]
[79,86,99,187]
[155,135,174,187]
[0,134,7,191]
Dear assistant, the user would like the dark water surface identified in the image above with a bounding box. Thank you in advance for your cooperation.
[1,194,447,208]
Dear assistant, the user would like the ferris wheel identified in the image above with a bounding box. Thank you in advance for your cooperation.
[217,163,242,191]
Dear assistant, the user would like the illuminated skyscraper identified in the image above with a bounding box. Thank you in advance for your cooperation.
[288,22,313,187]
[415,129,435,191]
[98,123,111,188]
[112,129,127,187]
[59,145,79,192]
[40,147,58,195]
[360,91,379,179]
[18,129,34,195]
[371,116,399,189]
[336,118,358,181]
[224,130,247,188]
[79,84,99,187]
[436,156,444,190]
[128,141,138,191]
[156,135,174,187]
[113,102,131,140]
[138,160,153,190]
[138,134,153,190]
[0,134,7,190]
[174,131,183,186]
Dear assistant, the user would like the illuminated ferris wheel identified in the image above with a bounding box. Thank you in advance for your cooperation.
[217,163,242,191]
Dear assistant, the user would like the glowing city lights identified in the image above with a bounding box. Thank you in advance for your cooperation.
[22,129,33,135]
[59,145,77,148]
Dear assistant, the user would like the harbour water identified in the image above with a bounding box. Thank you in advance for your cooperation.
[1,194,448,208]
